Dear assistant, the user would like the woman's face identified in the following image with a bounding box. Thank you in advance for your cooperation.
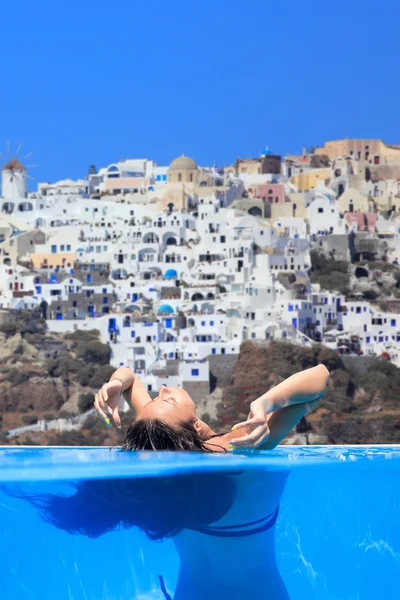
[137,385,197,426]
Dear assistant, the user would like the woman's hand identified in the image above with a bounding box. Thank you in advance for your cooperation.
[94,379,123,428]
[229,398,271,449]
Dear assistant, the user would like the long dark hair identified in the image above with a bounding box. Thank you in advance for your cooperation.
[121,418,227,453]
[3,471,236,540]
[2,421,235,540]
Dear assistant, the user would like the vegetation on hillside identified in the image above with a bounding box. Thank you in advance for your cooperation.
[0,313,115,442]
[310,252,350,295]
[217,340,400,444]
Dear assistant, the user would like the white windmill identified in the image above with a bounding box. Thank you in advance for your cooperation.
[0,141,37,201]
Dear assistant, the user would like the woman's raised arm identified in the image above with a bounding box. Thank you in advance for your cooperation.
[94,367,152,428]
[230,364,330,449]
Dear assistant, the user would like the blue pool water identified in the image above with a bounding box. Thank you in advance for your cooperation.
[1,446,400,600]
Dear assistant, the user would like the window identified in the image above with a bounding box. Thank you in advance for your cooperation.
[210,320,214,326]
[212,348,216,354]
[191,369,199,376]
[391,319,396,326]
[221,348,226,354]
[102,287,107,294]
[220,235,226,243]
[131,331,136,338]
[178,173,182,182]
[60,245,65,251]
[51,245,57,253]
[201,321,206,326]
[318,208,323,213]
[103,297,108,304]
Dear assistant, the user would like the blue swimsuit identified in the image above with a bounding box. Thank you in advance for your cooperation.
[158,505,280,598]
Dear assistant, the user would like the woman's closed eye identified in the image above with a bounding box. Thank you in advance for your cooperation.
[164,397,176,405]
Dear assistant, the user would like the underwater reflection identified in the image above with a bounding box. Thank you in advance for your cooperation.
[3,468,290,600]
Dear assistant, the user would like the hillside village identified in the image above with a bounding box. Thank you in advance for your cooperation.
[2,138,400,442]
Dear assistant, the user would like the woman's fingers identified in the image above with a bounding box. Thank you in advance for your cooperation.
[101,386,113,415]
[101,385,109,403]
[94,393,111,426]
[112,407,122,429]
[231,414,263,431]
[231,425,268,448]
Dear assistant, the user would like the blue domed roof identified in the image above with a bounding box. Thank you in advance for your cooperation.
[165,268,178,279]
[158,304,174,314]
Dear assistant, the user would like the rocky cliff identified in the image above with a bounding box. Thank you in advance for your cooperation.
[216,340,400,444]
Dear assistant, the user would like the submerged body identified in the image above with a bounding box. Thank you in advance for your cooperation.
[173,469,290,600]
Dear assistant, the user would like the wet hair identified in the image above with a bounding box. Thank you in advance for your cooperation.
[3,471,236,540]
[121,418,227,453]
[2,423,235,541]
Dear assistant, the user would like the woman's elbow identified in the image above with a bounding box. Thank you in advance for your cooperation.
[317,363,330,378]
[317,364,330,389]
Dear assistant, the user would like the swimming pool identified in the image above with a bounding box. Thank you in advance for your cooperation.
[1,446,399,600]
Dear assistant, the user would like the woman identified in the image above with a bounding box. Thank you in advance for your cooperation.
[5,365,330,600]
[94,363,330,452]
[93,364,330,599]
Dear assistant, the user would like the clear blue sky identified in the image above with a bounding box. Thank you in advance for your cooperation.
[0,0,398,185]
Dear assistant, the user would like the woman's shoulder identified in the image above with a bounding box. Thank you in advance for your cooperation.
[204,429,248,453]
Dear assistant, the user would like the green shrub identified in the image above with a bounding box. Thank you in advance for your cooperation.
[22,415,38,425]
[47,431,87,446]
[0,322,21,337]
[0,311,46,338]
[24,333,47,346]
[76,365,93,386]
[311,252,348,274]
[64,329,100,340]
[43,412,56,420]
[45,354,81,379]
[88,365,115,389]
[310,252,350,294]
[7,368,29,386]
[78,392,95,413]
[45,358,62,378]
[21,436,37,446]
[59,410,72,419]
[363,289,378,300]
[76,341,111,365]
